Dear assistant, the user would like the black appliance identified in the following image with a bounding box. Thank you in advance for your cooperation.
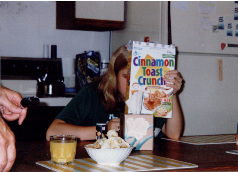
[1,57,65,97]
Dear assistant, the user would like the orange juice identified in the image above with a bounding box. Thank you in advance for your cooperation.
[50,135,77,165]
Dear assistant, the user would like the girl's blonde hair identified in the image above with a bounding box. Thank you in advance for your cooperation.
[98,45,128,113]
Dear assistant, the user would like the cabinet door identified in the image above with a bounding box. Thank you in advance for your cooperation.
[111,2,169,53]
[75,2,124,21]
[56,1,124,31]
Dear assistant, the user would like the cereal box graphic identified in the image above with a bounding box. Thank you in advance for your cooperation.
[125,41,176,118]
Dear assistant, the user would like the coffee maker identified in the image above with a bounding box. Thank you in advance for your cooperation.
[36,59,65,97]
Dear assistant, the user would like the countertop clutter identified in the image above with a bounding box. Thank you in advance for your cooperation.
[1,57,74,106]
[1,80,73,107]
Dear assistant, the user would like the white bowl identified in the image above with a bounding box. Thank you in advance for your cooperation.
[85,144,134,166]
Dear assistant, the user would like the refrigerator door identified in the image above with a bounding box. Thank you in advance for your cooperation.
[171,2,238,136]
[171,1,238,54]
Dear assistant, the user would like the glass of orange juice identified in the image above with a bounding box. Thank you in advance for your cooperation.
[50,135,77,165]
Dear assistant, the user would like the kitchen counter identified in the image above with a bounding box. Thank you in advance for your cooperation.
[20,92,75,107]
[2,79,75,107]
[20,93,75,107]
[38,97,73,106]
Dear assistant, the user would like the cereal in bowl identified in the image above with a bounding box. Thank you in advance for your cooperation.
[86,130,130,149]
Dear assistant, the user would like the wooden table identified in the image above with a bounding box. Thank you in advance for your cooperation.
[11,136,238,171]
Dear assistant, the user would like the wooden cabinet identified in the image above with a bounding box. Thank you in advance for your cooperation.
[56,1,124,31]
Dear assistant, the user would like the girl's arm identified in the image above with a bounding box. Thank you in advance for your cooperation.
[161,70,184,139]
[162,95,183,139]
[46,119,96,141]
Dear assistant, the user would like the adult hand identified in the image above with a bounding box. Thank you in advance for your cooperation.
[0,116,16,172]
[107,118,120,131]
[0,86,27,125]
[164,70,183,95]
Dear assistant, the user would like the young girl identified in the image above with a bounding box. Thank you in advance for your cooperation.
[46,45,184,141]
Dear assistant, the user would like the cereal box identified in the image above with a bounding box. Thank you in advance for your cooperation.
[125,41,176,118]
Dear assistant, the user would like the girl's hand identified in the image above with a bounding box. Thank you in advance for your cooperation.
[164,70,183,95]
[107,118,120,131]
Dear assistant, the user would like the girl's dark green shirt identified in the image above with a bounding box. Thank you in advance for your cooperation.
[56,82,118,125]
[56,82,166,129]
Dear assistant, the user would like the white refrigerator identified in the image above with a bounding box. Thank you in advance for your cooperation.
[171,1,238,136]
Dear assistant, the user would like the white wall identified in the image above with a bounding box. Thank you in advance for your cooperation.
[0,1,110,87]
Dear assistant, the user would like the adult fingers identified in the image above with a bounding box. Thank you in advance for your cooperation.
[18,108,27,125]
[2,108,27,125]
[0,134,8,172]
[2,114,20,122]
[0,119,16,172]
[4,133,16,172]
[1,87,22,107]
[0,96,22,115]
